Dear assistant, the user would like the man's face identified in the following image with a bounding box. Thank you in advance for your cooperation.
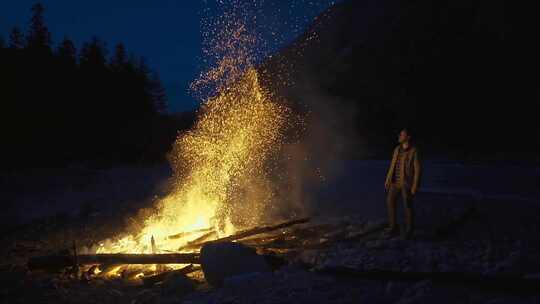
[398,130,410,144]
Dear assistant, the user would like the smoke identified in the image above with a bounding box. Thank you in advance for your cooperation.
[263,69,363,219]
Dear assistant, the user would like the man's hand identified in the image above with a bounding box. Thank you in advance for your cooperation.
[411,187,417,196]
[385,181,390,191]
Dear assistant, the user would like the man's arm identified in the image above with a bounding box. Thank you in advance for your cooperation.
[385,147,398,189]
[411,148,422,195]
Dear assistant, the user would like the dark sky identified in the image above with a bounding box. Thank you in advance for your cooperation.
[0,1,336,112]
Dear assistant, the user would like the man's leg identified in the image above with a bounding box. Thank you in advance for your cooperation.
[402,187,415,238]
[385,184,399,234]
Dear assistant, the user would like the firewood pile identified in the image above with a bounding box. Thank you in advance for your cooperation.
[25,216,387,287]
[5,208,539,303]
[24,208,491,288]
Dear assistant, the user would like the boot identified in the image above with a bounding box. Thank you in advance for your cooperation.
[383,225,400,238]
[403,228,414,240]
[404,207,415,240]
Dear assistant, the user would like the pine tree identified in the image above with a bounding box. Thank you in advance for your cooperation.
[126,53,140,71]
[9,27,25,49]
[26,2,52,50]
[110,43,128,69]
[57,37,77,64]
[137,56,150,76]
[79,36,108,68]
[136,56,156,114]
[148,72,168,114]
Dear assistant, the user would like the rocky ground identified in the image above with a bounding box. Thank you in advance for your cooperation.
[1,161,539,303]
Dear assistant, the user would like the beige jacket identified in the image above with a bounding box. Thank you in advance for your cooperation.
[385,145,422,193]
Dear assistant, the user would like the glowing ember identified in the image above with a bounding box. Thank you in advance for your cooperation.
[96,15,289,259]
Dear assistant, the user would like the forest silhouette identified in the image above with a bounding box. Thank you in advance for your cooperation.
[0,3,196,168]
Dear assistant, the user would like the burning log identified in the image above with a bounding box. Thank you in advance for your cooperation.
[240,234,291,248]
[240,223,334,245]
[179,230,218,251]
[28,253,200,271]
[213,217,310,242]
[181,217,310,250]
[168,227,214,240]
[142,264,200,286]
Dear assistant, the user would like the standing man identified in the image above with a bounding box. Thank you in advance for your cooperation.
[384,129,421,239]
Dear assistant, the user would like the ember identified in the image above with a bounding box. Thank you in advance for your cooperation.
[93,17,290,278]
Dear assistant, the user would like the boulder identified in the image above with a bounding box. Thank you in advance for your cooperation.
[161,273,195,296]
[200,242,271,286]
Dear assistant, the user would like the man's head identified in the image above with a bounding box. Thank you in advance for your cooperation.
[398,129,411,145]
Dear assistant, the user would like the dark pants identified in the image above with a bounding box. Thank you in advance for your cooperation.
[386,183,414,233]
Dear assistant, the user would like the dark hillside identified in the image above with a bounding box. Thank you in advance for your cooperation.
[262,0,540,159]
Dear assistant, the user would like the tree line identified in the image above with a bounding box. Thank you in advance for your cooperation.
[0,3,192,168]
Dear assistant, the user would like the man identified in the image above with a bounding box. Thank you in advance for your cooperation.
[384,129,421,239]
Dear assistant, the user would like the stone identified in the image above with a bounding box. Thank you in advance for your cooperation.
[161,272,196,297]
[200,241,271,286]
[297,249,321,266]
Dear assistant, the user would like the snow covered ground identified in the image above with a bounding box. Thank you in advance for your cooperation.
[3,160,538,229]
[183,158,540,303]
[1,164,173,230]
[1,160,539,303]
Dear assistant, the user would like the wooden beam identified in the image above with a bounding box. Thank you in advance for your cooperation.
[168,227,213,240]
[182,217,310,250]
[142,264,200,286]
[178,230,217,251]
[28,253,200,271]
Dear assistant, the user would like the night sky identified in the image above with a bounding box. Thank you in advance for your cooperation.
[0,1,336,112]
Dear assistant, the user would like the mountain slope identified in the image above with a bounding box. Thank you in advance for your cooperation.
[262,0,540,157]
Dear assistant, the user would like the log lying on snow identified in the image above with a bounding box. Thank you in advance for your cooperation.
[212,218,310,243]
[241,221,386,251]
[241,223,336,246]
[180,217,310,250]
[28,253,200,271]
[284,222,386,250]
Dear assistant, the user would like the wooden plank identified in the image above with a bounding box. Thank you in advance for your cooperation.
[28,253,200,270]
[168,227,214,240]
[142,264,200,286]
[178,230,217,251]
[181,217,310,250]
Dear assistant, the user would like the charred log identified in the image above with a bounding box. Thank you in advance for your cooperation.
[142,264,200,286]
[180,217,310,250]
[168,227,214,240]
[178,231,218,251]
[28,253,200,271]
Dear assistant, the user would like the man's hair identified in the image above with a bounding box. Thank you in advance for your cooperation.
[402,128,412,138]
